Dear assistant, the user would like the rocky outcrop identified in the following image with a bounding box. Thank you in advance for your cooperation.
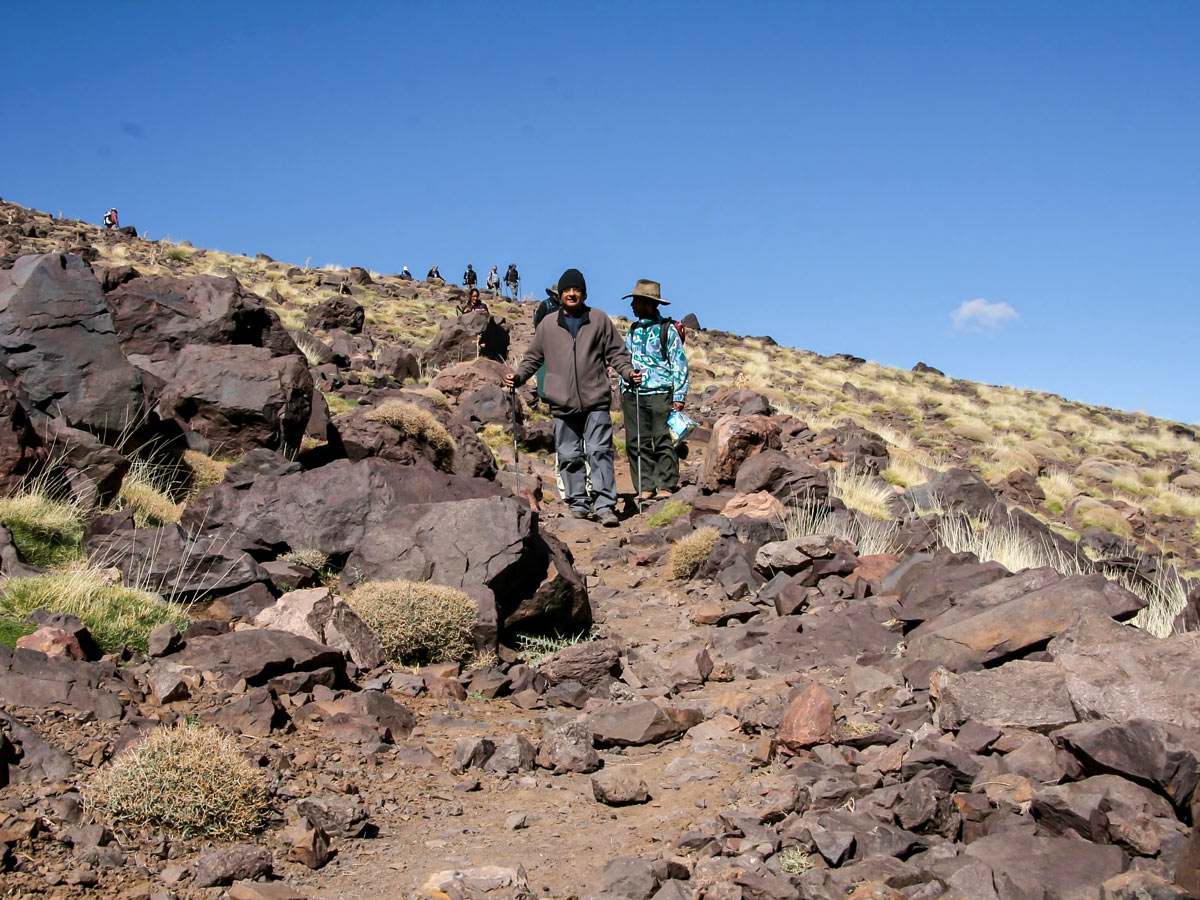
[156,344,313,455]
[0,254,143,439]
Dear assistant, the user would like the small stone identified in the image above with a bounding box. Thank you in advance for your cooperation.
[147,622,183,657]
[592,769,651,806]
[281,818,330,870]
[65,867,99,886]
[776,684,834,751]
[504,812,528,830]
[228,882,311,900]
[193,845,273,888]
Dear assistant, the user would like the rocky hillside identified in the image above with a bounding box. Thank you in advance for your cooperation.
[1,197,1199,899]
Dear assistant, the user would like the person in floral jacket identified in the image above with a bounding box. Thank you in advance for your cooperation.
[619,279,689,500]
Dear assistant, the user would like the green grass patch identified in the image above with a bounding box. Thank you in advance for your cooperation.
[647,500,691,528]
[0,492,87,568]
[0,569,189,654]
[323,392,361,416]
[513,630,596,666]
[0,617,36,648]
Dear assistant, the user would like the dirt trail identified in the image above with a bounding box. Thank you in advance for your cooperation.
[288,455,759,899]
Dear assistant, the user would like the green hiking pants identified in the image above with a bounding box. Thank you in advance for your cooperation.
[621,390,677,493]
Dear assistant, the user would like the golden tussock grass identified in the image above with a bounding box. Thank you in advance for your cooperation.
[348,579,477,666]
[670,527,720,580]
[87,723,267,839]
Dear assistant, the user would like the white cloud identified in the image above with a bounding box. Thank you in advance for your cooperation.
[951,298,1019,333]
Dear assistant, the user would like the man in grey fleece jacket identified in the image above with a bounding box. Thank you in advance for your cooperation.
[505,267,642,525]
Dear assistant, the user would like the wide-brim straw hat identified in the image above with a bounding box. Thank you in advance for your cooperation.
[622,279,670,305]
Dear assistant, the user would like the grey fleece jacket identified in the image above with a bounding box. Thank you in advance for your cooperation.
[513,305,635,415]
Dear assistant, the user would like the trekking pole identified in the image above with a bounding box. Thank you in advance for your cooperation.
[510,386,521,499]
[634,379,643,514]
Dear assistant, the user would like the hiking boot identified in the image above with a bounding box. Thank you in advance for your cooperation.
[638,490,655,501]
[569,508,592,520]
[596,508,619,527]
[655,488,674,499]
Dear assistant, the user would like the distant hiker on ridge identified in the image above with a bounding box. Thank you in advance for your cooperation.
[103,208,119,229]
[463,264,477,289]
[504,263,520,299]
[426,265,444,283]
[505,267,641,526]
[486,265,501,293]
[399,266,413,280]
[620,279,689,500]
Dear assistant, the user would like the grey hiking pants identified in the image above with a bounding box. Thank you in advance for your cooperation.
[553,409,617,514]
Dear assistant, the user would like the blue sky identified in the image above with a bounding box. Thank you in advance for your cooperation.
[5,2,1198,424]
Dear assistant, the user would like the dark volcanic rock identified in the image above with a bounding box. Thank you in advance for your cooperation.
[0,253,143,439]
[589,701,686,746]
[961,832,1125,899]
[87,523,269,602]
[909,573,1146,670]
[183,457,501,558]
[156,344,313,455]
[701,414,783,490]
[306,293,364,333]
[0,645,126,724]
[1056,718,1200,815]
[167,630,346,686]
[106,272,298,379]
[734,449,829,505]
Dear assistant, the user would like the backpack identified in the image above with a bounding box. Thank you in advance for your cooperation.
[103,211,113,227]
[656,317,685,360]
[533,297,559,328]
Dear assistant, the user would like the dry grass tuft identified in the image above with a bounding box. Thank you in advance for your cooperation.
[669,527,720,580]
[87,723,267,839]
[365,400,456,471]
[181,450,230,494]
[829,467,897,521]
[348,579,477,665]
[280,548,330,571]
[118,459,182,528]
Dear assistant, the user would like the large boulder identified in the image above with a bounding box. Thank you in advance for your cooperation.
[908,573,1146,671]
[0,253,143,438]
[167,629,347,686]
[86,523,270,603]
[1055,718,1200,815]
[0,378,39,494]
[105,273,298,393]
[701,414,782,490]
[907,468,1000,519]
[182,458,503,558]
[961,833,1125,899]
[305,293,364,333]
[733,449,829,505]
[936,660,1078,732]
[375,345,420,382]
[0,644,126,724]
[428,358,509,401]
[341,497,590,634]
[420,311,490,371]
[1050,618,1200,730]
[26,414,129,507]
[155,344,313,455]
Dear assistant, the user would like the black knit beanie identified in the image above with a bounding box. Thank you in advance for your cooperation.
[557,268,587,298]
